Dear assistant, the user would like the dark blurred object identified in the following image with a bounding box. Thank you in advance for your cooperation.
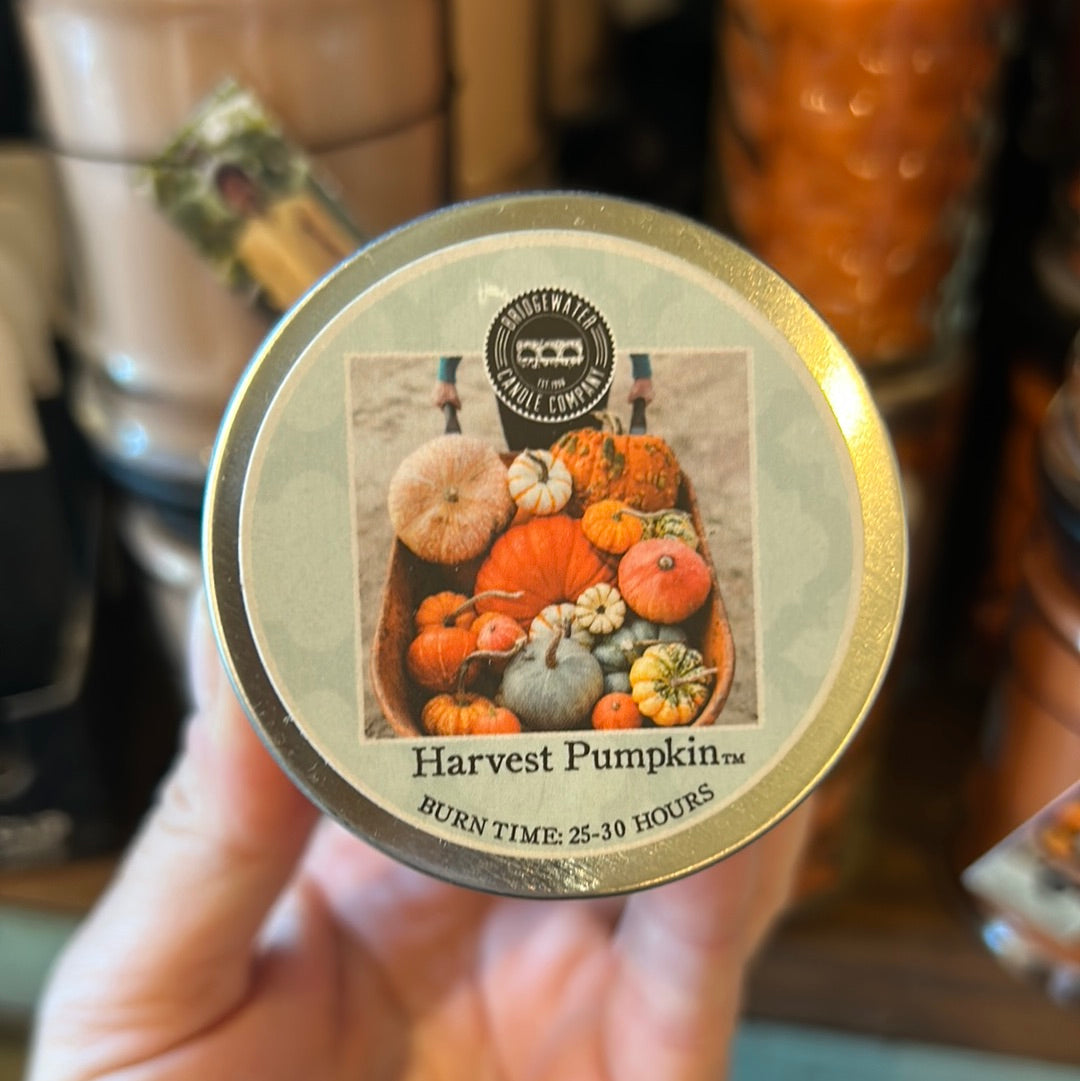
[0,346,70,698]
[0,0,32,138]
[941,2,1080,669]
[792,350,972,905]
[0,329,115,864]
[553,0,715,216]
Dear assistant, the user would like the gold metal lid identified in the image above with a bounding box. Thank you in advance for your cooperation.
[204,193,907,897]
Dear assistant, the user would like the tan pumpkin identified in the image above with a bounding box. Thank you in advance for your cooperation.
[388,435,515,564]
[618,538,712,624]
[475,515,617,623]
[507,449,573,515]
[550,414,681,511]
[629,642,716,726]
[581,499,645,554]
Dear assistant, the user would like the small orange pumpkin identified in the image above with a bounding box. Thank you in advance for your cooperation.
[415,591,475,632]
[473,612,526,673]
[416,590,524,634]
[551,414,680,511]
[406,625,477,692]
[422,692,500,736]
[470,705,523,735]
[581,499,646,554]
[618,538,712,624]
[419,649,526,734]
[591,692,644,730]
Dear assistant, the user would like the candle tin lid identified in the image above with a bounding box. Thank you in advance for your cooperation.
[204,193,907,898]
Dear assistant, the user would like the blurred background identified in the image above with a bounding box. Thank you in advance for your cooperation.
[1,0,1080,1075]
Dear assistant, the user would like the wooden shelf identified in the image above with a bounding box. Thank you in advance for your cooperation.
[0,858,115,916]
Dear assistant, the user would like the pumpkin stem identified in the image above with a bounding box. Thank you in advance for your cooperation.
[591,411,624,435]
[446,589,525,624]
[455,642,526,694]
[620,637,665,661]
[622,508,668,522]
[544,628,564,670]
[523,450,550,483]
[669,668,718,689]
[657,554,676,571]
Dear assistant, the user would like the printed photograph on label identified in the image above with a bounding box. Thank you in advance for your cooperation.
[346,348,758,740]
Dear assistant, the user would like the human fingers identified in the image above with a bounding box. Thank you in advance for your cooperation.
[732,797,815,959]
[29,601,319,1078]
[604,842,763,1081]
[303,819,493,1016]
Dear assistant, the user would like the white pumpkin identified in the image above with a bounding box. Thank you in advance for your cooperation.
[529,602,594,648]
[574,582,626,636]
[507,449,573,516]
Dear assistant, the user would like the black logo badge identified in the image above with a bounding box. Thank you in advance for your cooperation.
[486,289,615,423]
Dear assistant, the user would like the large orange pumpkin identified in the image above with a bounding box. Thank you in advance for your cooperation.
[550,415,681,511]
[474,515,616,623]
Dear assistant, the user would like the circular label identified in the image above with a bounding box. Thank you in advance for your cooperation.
[485,288,615,423]
[205,195,906,898]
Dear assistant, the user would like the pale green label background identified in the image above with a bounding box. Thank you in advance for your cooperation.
[238,232,861,858]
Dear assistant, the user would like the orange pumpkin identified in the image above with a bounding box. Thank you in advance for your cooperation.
[415,591,475,632]
[470,705,523,735]
[551,415,680,511]
[422,692,508,736]
[591,692,644,730]
[473,611,526,652]
[406,626,477,692]
[415,590,523,633]
[581,499,646,554]
[618,538,712,624]
[475,515,616,623]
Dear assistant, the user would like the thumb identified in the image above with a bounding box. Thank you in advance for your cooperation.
[32,599,318,1069]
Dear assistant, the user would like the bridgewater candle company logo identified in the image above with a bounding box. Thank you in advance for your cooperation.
[485,289,615,423]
